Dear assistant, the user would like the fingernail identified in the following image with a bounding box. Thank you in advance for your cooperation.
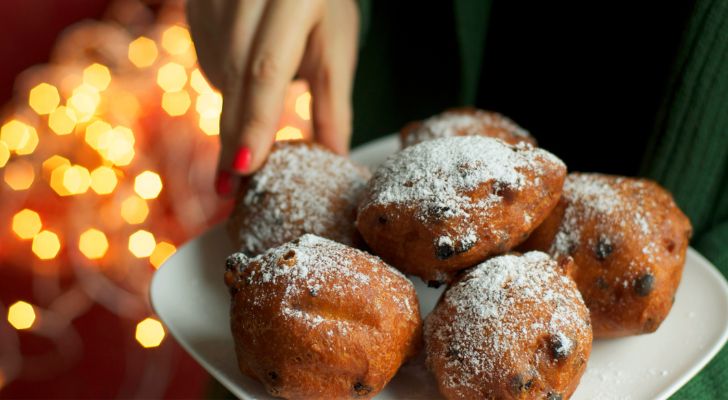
[233,147,252,173]
[215,170,233,196]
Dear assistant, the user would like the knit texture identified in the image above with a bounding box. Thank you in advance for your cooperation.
[640,0,728,398]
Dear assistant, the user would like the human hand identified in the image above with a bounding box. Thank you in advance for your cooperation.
[187,0,359,195]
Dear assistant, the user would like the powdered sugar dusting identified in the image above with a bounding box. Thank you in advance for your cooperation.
[229,142,370,255]
[424,252,590,392]
[361,136,564,244]
[404,109,532,148]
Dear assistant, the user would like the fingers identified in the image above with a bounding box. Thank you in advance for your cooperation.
[232,0,322,175]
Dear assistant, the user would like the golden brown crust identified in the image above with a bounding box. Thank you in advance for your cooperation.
[520,173,692,338]
[226,141,370,255]
[399,107,537,149]
[424,252,592,400]
[225,235,422,399]
[357,136,566,284]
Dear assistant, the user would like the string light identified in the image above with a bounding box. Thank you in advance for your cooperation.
[275,126,304,141]
[7,301,36,330]
[48,106,77,135]
[161,90,191,116]
[62,165,91,195]
[78,229,109,260]
[32,230,61,260]
[161,26,192,55]
[128,230,156,258]
[11,209,42,240]
[50,164,72,196]
[4,160,35,190]
[121,195,149,224]
[28,83,60,115]
[135,318,165,348]
[134,171,163,199]
[150,241,176,269]
[128,36,158,68]
[89,166,118,195]
[1,120,31,150]
[15,126,39,155]
[84,120,112,150]
[82,63,111,91]
[156,62,187,92]
[295,92,312,121]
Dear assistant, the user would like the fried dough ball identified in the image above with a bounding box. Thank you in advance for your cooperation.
[425,252,592,400]
[357,136,566,284]
[227,141,370,255]
[520,173,692,338]
[400,107,536,149]
[224,234,422,399]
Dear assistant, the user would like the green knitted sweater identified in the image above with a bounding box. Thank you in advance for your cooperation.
[353,1,728,398]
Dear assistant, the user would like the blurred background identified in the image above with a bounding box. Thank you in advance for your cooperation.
[0,0,311,397]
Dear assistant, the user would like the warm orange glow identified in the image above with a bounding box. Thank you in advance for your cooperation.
[157,62,187,92]
[128,36,158,68]
[190,69,213,94]
[4,160,35,190]
[0,141,9,168]
[128,229,156,258]
[62,165,91,195]
[135,317,165,348]
[48,106,77,135]
[29,83,60,115]
[12,209,42,240]
[107,90,140,121]
[90,166,117,195]
[78,228,109,260]
[150,241,176,269]
[32,230,61,260]
[1,120,31,150]
[15,126,39,155]
[295,91,312,121]
[161,26,192,55]
[82,63,111,91]
[134,171,163,199]
[85,120,112,149]
[121,195,149,225]
[97,126,135,166]
[7,301,36,330]
[68,84,100,122]
[43,155,70,180]
[50,164,72,196]
[195,91,222,118]
[275,126,304,141]
[161,90,191,116]
[198,115,220,136]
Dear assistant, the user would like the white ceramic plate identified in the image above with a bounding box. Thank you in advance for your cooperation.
[151,134,728,400]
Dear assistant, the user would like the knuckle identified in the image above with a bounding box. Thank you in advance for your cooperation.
[249,53,282,85]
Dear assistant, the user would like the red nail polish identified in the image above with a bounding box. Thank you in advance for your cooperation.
[215,170,232,196]
[233,147,252,173]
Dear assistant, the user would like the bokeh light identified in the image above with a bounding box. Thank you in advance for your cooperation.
[82,63,111,91]
[161,26,192,55]
[0,142,9,167]
[134,171,162,199]
[49,164,72,196]
[89,166,118,195]
[12,209,42,240]
[42,155,70,181]
[62,165,91,195]
[135,317,165,348]
[275,126,304,141]
[161,90,191,116]
[156,62,187,92]
[150,241,176,269]
[295,92,311,120]
[4,160,35,190]
[190,69,213,94]
[48,106,77,135]
[97,126,135,166]
[1,120,31,150]
[78,229,109,260]
[128,36,158,68]
[68,84,101,122]
[121,195,149,225]
[84,120,112,150]
[7,301,36,330]
[128,230,156,258]
[198,115,219,136]
[15,126,39,155]
[195,91,222,118]
[32,230,61,260]
[28,83,60,115]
